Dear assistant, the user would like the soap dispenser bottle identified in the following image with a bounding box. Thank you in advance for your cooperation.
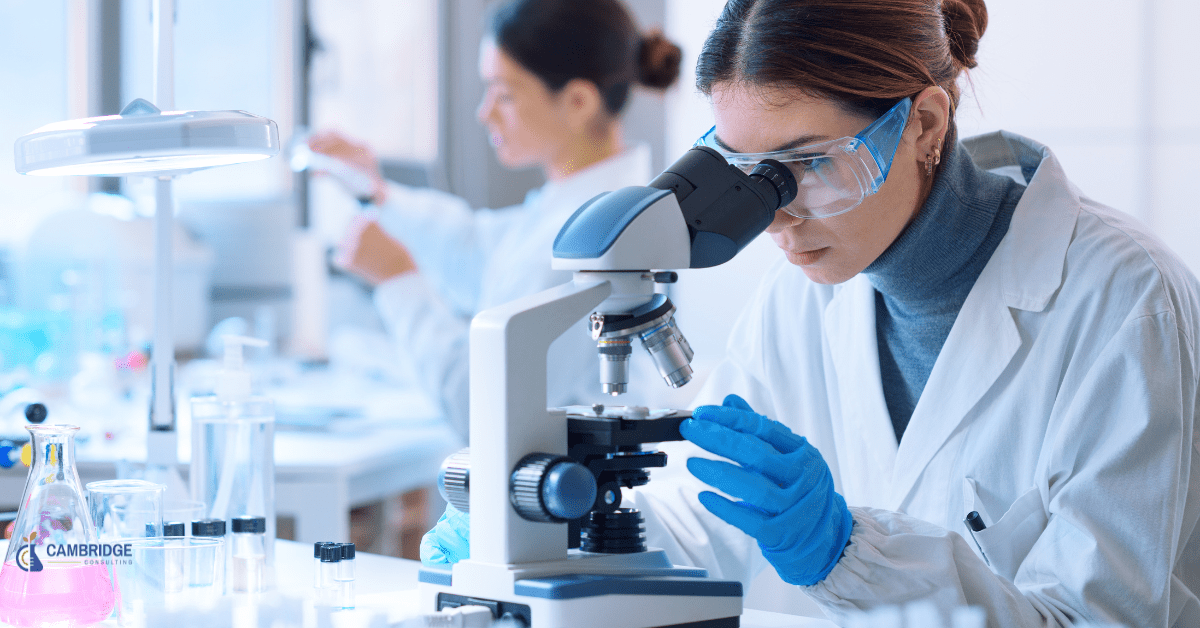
[190,335,275,590]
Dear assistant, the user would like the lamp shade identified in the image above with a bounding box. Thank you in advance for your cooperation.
[14,98,279,176]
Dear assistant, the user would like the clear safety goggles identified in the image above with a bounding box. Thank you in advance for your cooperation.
[695,97,912,219]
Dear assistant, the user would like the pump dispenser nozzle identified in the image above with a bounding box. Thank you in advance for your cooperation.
[214,335,268,402]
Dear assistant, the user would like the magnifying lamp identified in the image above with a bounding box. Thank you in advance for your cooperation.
[15,98,278,177]
[12,0,280,491]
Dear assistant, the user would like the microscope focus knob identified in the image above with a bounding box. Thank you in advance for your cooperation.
[438,448,471,513]
[511,454,597,523]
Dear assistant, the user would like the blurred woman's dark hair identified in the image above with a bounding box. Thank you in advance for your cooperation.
[489,0,683,116]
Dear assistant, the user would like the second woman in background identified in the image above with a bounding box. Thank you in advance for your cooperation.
[309,0,681,440]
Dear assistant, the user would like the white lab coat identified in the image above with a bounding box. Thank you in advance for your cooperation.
[630,132,1200,627]
[372,145,653,438]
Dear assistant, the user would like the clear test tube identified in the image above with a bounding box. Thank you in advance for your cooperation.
[335,543,355,609]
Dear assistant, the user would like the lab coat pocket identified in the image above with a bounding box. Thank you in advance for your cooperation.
[965,484,1047,581]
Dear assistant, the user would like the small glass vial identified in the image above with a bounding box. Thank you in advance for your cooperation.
[163,521,186,593]
[230,515,267,593]
[313,542,329,589]
[319,544,341,606]
[191,519,227,591]
[335,543,355,609]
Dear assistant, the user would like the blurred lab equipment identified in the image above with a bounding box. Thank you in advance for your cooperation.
[419,146,796,627]
[190,335,276,589]
[0,424,116,626]
[0,308,73,385]
[840,601,996,628]
[11,0,280,501]
[87,479,166,540]
[18,202,215,357]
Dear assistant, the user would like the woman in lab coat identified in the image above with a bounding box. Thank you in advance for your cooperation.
[424,0,1200,624]
[625,0,1200,625]
[308,0,681,439]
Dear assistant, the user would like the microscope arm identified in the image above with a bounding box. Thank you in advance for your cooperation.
[468,276,614,565]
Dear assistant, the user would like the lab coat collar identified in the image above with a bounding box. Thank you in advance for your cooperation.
[886,131,1080,509]
[962,131,1078,312]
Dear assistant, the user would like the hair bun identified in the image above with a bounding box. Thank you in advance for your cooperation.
[637,30,682,89]
[942,0,988,69]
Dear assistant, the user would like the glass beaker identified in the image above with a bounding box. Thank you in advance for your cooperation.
[0,424,116,626]
[87,479,165,540]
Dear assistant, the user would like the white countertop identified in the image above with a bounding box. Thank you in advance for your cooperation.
[0,538,833,627]
[271,540,835,628]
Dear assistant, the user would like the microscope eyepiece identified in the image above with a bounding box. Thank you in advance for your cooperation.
[648,147,799,268]
[749,158,798,210]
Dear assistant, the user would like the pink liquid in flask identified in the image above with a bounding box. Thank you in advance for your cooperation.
[0,561,115,627]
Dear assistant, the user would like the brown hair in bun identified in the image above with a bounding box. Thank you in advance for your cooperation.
[638,30,683,90]
[490,0,681,116]
[942,0,988,69]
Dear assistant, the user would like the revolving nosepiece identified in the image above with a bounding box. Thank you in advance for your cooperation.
[591,295,696,394]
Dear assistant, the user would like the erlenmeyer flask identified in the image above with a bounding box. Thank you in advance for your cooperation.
[0,425,116,626]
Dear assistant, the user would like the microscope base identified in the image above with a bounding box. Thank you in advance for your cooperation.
[418,551,742,628]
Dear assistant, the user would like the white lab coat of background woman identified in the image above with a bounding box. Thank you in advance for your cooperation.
[371,145,653,437]
[630,132,1200,627]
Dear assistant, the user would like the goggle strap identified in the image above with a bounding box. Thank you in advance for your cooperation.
[855,98,912,192]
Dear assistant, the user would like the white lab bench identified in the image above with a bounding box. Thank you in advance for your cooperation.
[267,539,835,627]
[0,422,461,545]
[0,538,834,626]
[0,367,463,546]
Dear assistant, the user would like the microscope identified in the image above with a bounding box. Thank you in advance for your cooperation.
[418,146,797,628]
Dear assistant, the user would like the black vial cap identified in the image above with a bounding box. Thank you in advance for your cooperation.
[24,403,47,424]
[340,543,355,560]
[192,518,226,537]
[314,542,328,558]
[320,543,342,562]
[231,515,267,534]
[163,521,186,537]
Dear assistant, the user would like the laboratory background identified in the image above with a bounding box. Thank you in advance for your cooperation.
[0,0,1197,622]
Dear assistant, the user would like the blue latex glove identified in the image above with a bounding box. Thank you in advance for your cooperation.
[680,394,853,586]
[419,503,470,565]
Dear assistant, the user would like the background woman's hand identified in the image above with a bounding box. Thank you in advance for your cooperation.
[333,214,418,285]
[307,130,389,204]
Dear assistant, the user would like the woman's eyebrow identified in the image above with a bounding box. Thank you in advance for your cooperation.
[713,132,831,154]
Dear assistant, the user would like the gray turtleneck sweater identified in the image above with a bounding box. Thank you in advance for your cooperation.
[863,141,1026,443]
